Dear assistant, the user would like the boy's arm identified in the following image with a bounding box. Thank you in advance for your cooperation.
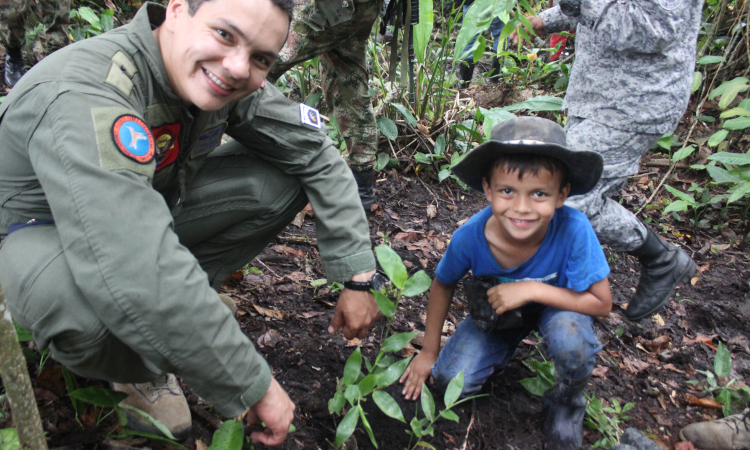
[400,278,456,400]
[488,277,612,318]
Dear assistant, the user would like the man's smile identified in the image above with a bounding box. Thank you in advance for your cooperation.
[203,68,235,92]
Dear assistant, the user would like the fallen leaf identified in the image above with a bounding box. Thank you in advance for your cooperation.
[653,313,665,327]
[271,245,306,259]
[663,364,685,374]
[257,329,283,348]
[394,231,419,243]
[303,203,314,217]
[417,123,430,135]
[457,218,469,226]
[684,393,722,409]
[291,210,306,227]
[300,311,326,319]
[386,209,400,220]
[287,271,306,281]
[447,204,455,210]
[404,260,414,268]
[642,335,671,352]
[345,338,363,347]
[419,258,428,268]
[591,366,609,377]
[675,441,696,450]
[426,204,437,218]
[683,334,718,350]
[252,304,287,320]
[400,342,420,358]
[690,276,699,286]
[623,357,649,373]
[698,263,710,273]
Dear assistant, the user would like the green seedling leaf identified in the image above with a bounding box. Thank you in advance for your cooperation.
[696,55,724,65]
[100,12,115,32]
[664,185,696,205]
[62,366,82,416]
[415,441,437,449]
[708,129,729,147]
[310,279,327,288]
[692,72,703,92]
[720,107,750,118]
[70,386,128,408]
[415,152,433,164]
[402,270,432,297]
[207,419,243,450]
[472,35,487,64]
[119,404,177,440]
[0,428,20,450]
[413,0,434,63]
[342,347,362,385]
[377,356,412,388]
[434,134,446,156]
[377,116,398,141]
[724,117,750,130]
[358,374,378,397]
[344,383,362,404]
[13,323,33,342]
[420,384,436,422]
[663,200,689,215]
[375,152,390,171]
[709,77,750,109]
[391,103,418,127]
[707,152,750,166]
[336,406,360,447]
[374,290,396,318]
[114,429,189,450]
[373,390,406,422]
[502,96,563,112]
[359,406,378,448]
[329,391,345,415]
[440,409,460,422]
[77,7,101,26]
[381,331,418,354]
[672,145,697,162]
[714,341,731,378]
[410,416,423,438]
[727,181,750,204]
[374,355,396,371]
[699,115,715,122]
[375,245,408,289]
[480,107,516,139]
[444,370,465,407]
[519,376,553,396]
[305,91,323,108]
[438,168,452,182]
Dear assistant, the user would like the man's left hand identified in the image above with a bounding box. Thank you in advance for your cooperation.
[328,271,380,339]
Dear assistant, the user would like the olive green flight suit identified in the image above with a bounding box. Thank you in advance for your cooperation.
[0,3,375,417]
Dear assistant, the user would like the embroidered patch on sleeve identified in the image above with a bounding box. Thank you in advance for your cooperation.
[112,115,155,164]
[299,103,321,129]
[92,107,156,180]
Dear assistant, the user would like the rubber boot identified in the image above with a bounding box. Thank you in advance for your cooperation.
[458,58,475,88]
[625,225,697,320]
[351,167,376,209]
[4,47,25,88]
[680,409,750,450]
[488,56,501,83]
[542,375,589,450]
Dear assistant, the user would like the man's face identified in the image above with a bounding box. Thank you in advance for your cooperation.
[160,0,289,111]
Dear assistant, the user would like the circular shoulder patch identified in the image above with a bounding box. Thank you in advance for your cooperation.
[112,115,155,164]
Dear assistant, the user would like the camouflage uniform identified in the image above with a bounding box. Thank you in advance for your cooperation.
[0,0,70,53]
[539,0,703,252]
[268,0,382,170]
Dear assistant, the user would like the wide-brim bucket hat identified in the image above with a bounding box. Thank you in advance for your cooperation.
[451,116,603,196]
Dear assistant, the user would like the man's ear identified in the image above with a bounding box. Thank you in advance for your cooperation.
[556,183,571,208]
[163,0,187,32]
[482,177,492,202]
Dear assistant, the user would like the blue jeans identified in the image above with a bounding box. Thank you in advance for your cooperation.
[462,4,505,56]
[431,307,601,397]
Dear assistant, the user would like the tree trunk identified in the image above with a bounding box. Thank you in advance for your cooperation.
[0,283,48,450]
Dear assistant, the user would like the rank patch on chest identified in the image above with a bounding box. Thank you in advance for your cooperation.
[190,123,227,159]
[112,115,155,164]
[300,104,321,129]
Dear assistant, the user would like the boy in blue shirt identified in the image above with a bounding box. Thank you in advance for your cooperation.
[400,117,612,450]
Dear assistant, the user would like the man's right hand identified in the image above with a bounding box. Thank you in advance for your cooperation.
[509,16,547,47]
[245,377,295,446]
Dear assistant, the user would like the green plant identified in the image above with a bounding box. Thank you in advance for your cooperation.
[372,245,431,332]
[584,395,635,448]
[689,341,750,417]
[68,7,115,41]
[518,335,555,396]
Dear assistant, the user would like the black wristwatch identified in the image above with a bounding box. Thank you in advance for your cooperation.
[344,273,384,292]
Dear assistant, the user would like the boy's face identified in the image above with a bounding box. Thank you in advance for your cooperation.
[482,165,570,246]
[159,0,289,111]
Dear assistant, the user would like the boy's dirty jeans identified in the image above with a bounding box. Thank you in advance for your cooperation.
[431,307,601,397]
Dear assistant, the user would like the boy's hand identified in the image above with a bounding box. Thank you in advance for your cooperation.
[399,351,437,401]
[488,281,532,315]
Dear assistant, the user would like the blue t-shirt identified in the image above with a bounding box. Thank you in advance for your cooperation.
[436,205,610,292]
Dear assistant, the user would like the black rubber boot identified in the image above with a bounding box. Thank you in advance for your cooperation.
[488,56,501,83]
[625,225,697,321]
[458,58,475,88]
[351,167,376,210]
[542,375,589,450]
[4,47,25,88]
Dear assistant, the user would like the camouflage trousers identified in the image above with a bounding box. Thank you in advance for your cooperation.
[268,0,383,170]
[564,116,663,252]
[0,0,70,53]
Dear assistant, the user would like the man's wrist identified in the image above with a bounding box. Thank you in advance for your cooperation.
[344,271,379,291]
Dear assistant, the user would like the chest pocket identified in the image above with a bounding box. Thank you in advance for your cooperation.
[189,122,227,160]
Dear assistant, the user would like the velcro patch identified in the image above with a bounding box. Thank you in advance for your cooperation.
[112,115,155,164]
[190,123,227,159]
[300,103,321,129]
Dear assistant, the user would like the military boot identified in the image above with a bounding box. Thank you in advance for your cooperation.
[488,56,501,83]
[625,225,697,320]
[458,58,475,88]
[4,47,25,88]
[680,410,750,450]
[113,373,192,440]
[542,375,589,450]
[351,167,376,209]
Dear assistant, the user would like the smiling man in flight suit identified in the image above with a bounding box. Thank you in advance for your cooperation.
[0,0,380,445]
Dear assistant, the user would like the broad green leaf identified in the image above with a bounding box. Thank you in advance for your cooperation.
[441,409,460,422]
[207,419,244,450]
[13,323,33,342]
[727,181,750,204]
[377,357,412,387]
[0,428,20,450]
[739,99,750,110]
[708,77,750,109]
[423,425,435,436]
[77,7,101,27]
[434,134,446,156]
[413,0,434,63]
[342,347,362,385]
[377,116,398,141]
[696,55,724,64]
[100,12,115,32]
[310,279,327,287]
[402,270,432,297]
[374,355,396,371]
[374,290,396,318]
[480,107,516,139]
[336,407,360,447]
[663,200,689,215]
[375,245,408,289]
[719,107,750,118]
[420,385,436,421]
[415,152,433,164]
[472,36,487,64]
[391,103,418,127]
[672,145,696,162]
[358,374,378,397]
[359,407,378,448]
[329,391,345,415]
[502,96,563,112]
[374,152,390,171]
[664,185,696,205]
[70,386,128,408]
[656,134,675,150]
[714,341,732,378]
[344,383,361,404]
[381,331,417,354]
[372,390,406,422]
[707,152,750,166]
[415,441,437,449]
[519,377,552,396]
[444,370,465,407]
[708,165,740,183]
[708,129,729,147]
[410,416,423,438]
[455,0,513,61]
[114,429,189,450]
[691,72,703,93]
[120,404,177,440]
[724,117,750,130]
[438,168,452,182]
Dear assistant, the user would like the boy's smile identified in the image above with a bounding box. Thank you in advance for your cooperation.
[482,166,570,251]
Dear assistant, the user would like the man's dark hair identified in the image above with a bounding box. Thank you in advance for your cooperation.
[482,153,570,191]
[186,0,294,20]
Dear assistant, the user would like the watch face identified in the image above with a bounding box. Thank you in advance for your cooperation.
[372,272,385,292]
